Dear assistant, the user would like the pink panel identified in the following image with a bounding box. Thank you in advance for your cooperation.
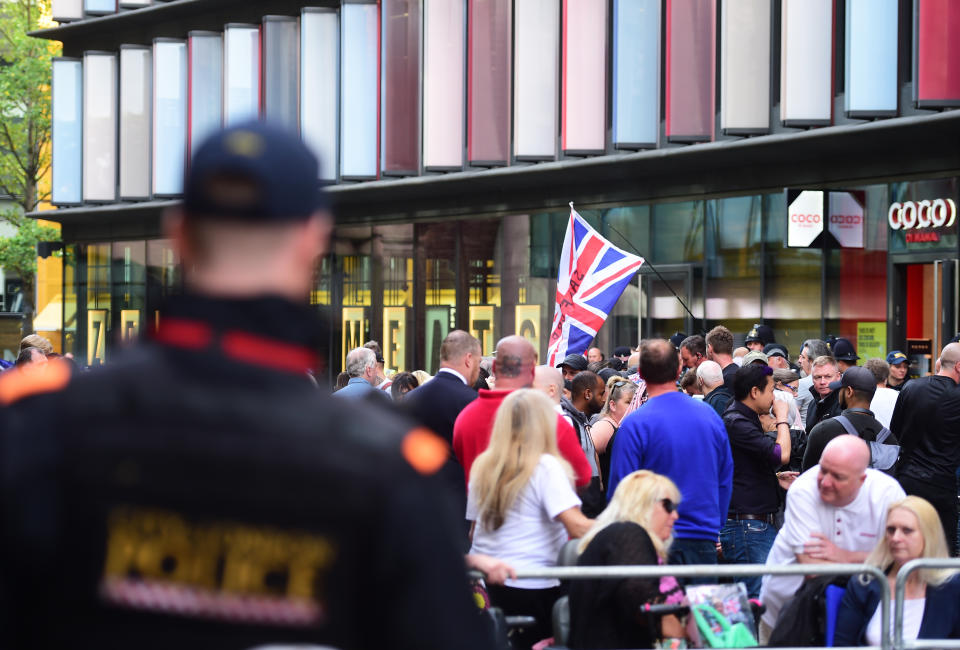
[468,0,511,165]
[666,0,716,141]
[562,0,607,153]
[916,0,960,105]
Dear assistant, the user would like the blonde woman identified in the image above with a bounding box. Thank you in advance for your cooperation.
[589,375,637,484]
[467,389,593,650]
[568,470,684,649]
[835,496,960,645]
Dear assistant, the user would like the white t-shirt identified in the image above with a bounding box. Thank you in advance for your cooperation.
[759,467,906,627]
[866,598,924,646]
[467,454,581,589]
[870,386,899,429]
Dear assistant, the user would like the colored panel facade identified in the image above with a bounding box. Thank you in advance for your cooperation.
[223,24,260,126]
[84,0,114,15]
[562,0,606,153]
[340,1,379,179]
[780,0,833,125]
[301,8,339,181]
[422,0,464,170]
[119,46,152,200]
[381,0,421,174]
[52,58,83,205]
[915,0,960,106]
[153,39,187,197]
[845,0,897,116]
[188,31,222,157]
[263,16,300,131]
[611,0,660,149]
[468,0,510,165]
[82,51,117,202]
[53,0,84,22]
[720,0,770,133]
[665,0,715,142]
[514,0,558,160]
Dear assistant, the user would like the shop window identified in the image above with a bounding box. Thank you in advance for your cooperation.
[111,241,147,347]
[63,244,79,356]
[376,224,414,373]
[85,243,111,365]
[705,196,762,335]
[146,239,181,330]
[652,201,704,264]
[418,222,457,373]
[600,205,651,351]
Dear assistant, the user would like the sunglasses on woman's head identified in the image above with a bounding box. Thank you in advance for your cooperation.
[660,498,677,514]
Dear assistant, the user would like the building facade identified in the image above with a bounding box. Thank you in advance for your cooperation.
[38,0,960,378]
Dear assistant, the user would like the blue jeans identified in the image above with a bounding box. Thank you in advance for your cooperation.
[667,537,718,586]
[719,519,778,598]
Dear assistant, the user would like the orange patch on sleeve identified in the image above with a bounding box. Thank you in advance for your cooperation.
[401,428,448,476]
[0,359,72,406]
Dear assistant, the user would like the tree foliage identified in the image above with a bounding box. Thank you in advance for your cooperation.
[0,208,59,330]
[0,0,57,213]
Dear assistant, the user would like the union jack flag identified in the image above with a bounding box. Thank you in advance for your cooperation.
[546,204,644,367]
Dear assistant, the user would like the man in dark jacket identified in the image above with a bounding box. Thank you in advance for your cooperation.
[802,366,894,472]
[721,364,792,597]
[562,370,606,517]
[805,355,842,434]
[0,123,491,650]
[698,360,732,416]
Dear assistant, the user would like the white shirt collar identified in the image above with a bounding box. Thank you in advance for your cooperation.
[438,367,468,385]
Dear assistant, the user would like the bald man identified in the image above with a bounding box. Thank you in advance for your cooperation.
[892,341,960,554]
[533,365,565,413]
[452,336,592,494]
[758,435,905,641]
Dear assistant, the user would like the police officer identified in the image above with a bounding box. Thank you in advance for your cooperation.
[0,123,491,649]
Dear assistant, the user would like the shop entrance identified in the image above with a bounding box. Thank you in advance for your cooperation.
[895,260,958,375]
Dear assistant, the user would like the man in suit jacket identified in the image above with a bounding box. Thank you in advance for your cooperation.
[405,330,482,548]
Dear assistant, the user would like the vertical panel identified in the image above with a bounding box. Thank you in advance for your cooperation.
[52,58,83,205]
[82,51,117,203]
[188,31,222,157]
[845,0,897,116]
[53,0,84,22]
[514,0,558,160]
[780,0,834,125]
[340,1,379,179]
[263,16,300,131]
[381,0,421,174]
[720,0,770,133]
[914,0,960,106]
[120,0,150,7]
[563,0,607,153]
[468,0,510,166]
[223,24,261,126]
[422,0,464,170]
[84,0,115,15]
[612,0,659,149]
[152,39,186,197]
[119,46,151,200]
[665,0,716,141]
[301,8,339,181]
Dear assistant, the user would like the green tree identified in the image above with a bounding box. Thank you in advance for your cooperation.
[0,209,58,333]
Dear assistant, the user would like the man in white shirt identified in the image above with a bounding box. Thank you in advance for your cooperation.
[864,357,899,429]
[758,435,906,642]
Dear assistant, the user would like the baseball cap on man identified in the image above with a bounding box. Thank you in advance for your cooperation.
[828,366,876,394]
[612,346,632,358]
[742,350,769,366]
[556,353,588,372]
[184,121,329,221]
[886,350,908,366]
[763,343,788,359]
[831,337,859,361]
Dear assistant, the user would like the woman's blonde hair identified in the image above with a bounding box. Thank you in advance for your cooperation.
[599,375,637,417]
[577,470,680,558]
[864,496,958,586]
[470,389,574,530]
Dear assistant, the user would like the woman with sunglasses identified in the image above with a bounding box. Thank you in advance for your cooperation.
[568,470,685,649]
[590,375,637,486]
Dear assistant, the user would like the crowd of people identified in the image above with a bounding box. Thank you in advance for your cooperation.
[331,323,960,648]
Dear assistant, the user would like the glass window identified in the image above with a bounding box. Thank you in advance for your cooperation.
[112,241,147,346]
[464,218,502,356]
[600,205,651,350]
[652,200,704,263]
[704,196,762,334]
[147,239,181,330]
[84,243,111,365]
[63,244,79,358]
[377,224,414,373]
[418,222,458,373]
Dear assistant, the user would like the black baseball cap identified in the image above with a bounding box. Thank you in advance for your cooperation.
[184,121,329,221]
[557,354,588,372]
[764,343,788,359]
[829,366,876,393]
[831,337,860,361]
[612,346,632,358]
[669,332,687,349]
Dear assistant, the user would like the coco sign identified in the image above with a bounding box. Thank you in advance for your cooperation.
[888,198,957,230]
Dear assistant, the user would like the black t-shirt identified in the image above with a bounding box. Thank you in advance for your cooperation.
[893,374,960,489]
[802,407,893,472]
[722,400,781,515]
[886,378,908,392]
[722,363,739,392]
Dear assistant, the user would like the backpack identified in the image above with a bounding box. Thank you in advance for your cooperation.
[832,415,900,474]
[768,576,848,647]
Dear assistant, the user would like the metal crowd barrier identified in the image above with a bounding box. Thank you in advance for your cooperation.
[510,562,890,650]
[894,557,960,650]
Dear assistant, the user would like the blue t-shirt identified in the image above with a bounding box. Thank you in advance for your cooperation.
[607,392,733,541]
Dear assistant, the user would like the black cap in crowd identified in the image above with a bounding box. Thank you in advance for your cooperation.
[829,366,876,393]
[669,332,688,349]
[831,337,859,361]
[184,121,329,221]
[612,346,632,358]
[557,354,588,372]
[746,324,776,345]
[763,343,788,359]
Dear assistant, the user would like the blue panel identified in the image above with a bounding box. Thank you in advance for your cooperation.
[845,0,898,115]
[612,0,660,148]
[340,2,379,179]
[153,40,187,196]
[52,59,83,205]
[84,0,114,13]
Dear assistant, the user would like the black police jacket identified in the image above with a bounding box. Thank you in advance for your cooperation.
[0,294,491,650]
